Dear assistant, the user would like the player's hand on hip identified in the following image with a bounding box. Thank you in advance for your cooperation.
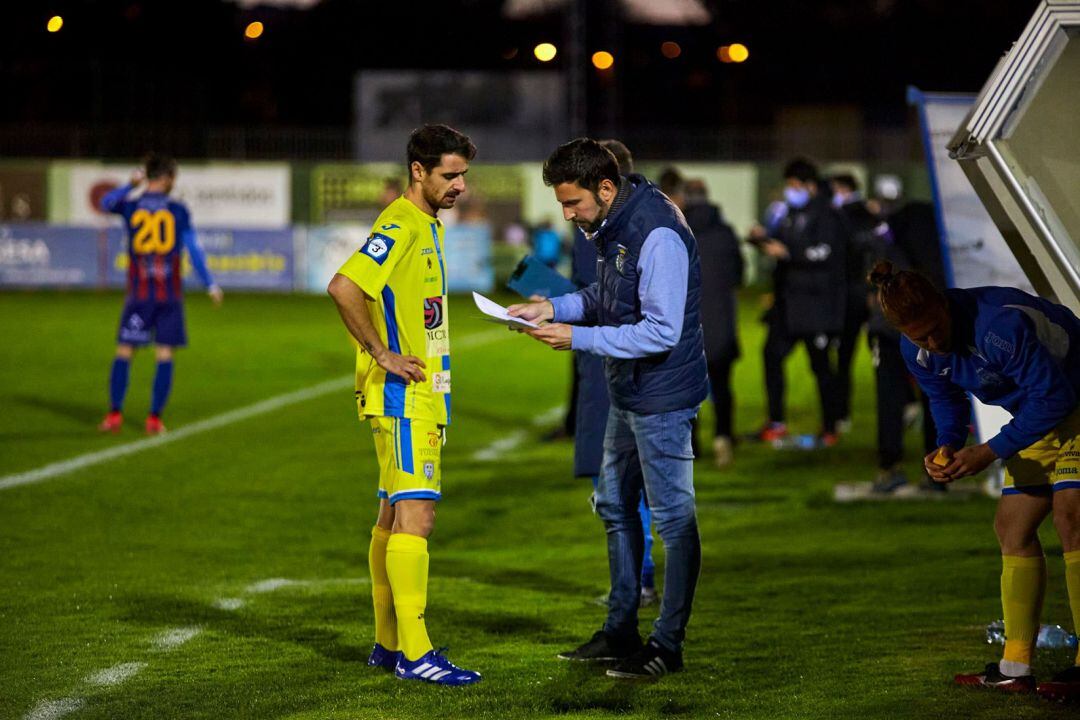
[376,351,427,384]
[208,285,224,307]
[507,300,554,324]
[525,323,572,350]
[940,443,997,480]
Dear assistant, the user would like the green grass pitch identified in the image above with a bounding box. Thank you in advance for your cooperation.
[0,289,1076,719]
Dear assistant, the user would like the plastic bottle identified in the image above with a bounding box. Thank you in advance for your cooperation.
[986,620,1079,649]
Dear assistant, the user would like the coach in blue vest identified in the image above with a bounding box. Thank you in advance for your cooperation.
[509,138,708,680]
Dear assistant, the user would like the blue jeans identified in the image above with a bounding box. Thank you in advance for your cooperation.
[596,404,701,652]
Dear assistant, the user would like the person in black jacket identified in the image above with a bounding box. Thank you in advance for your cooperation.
[684,178,743,466]
[865,199,945,492]
[750,158,849,445]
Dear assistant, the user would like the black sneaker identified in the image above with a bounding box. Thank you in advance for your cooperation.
[954,662,1035,693]
[606,637,683,679]
[557,630,642,662]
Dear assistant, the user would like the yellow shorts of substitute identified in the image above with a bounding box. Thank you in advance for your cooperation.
[369,416,443,505]
[1003,408,1080,496]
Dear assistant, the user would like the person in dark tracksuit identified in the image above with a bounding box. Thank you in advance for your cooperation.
[684,179,743,467]
[829,174,875,433]
[750,158,848,445]
[866,200,946,492]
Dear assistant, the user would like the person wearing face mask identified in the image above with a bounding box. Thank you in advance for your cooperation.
[869,261,1080,701]
[509,138,708,680]
[749,158,849,445]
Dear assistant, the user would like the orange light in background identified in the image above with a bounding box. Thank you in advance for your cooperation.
[591,51,614,70]
[534,43,557,62]
[717,46,731,63]
[660,41,681,59]
[728,43,749,63]
[244,21,264,39]
[47,15,64,33]
[501,47,519,60]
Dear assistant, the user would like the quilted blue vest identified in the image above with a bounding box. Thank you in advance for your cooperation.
[593,175,708,414]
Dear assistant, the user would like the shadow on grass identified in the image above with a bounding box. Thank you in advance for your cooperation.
[436,559,604,599]
[6,393,102,425]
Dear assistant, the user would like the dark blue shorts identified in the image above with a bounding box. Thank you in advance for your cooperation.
[117,300,187,347]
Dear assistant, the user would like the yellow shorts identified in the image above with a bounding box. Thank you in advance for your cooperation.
[370,416,442,505]
[1003,408,1080,496]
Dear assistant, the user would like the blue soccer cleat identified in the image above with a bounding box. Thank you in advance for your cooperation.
[395,648,481,686]
[366,643,401,672]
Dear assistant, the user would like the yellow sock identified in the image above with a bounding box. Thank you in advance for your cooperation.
[369,526,397,650]
[1064,550,1080,666]
[386,533,433,662]
[1001,554,1046,667]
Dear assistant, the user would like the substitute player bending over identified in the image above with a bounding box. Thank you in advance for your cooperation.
[871,261,1080,702]
[327,124,480,686]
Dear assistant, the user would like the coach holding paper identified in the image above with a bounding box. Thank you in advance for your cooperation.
[509,138,708,680]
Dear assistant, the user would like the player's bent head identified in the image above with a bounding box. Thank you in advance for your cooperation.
[407,124,477,177]
[868,260,951,352]
[543,138,619,198]
[144,153,178,181]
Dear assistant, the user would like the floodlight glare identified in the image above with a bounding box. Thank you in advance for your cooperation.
[47,16,64,33]
[592,51,614,70]
[534,43,557,62]
[729,43,749,62]
[245,21,264,40]
[717,46,731,63]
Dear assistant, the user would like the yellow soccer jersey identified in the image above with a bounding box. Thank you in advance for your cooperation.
[336,196,451,425]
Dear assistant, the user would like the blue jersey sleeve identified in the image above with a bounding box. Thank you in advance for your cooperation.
[100,183,135,215]
[901,341,971,450]
[174,205,215,288]
[980,312,1078,459]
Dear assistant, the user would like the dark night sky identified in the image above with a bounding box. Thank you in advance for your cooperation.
[0,1,1039,132]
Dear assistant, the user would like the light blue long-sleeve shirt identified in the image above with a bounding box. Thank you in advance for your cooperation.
[549,227,688,359]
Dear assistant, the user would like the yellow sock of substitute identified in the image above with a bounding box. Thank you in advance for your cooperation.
[386,533,433,662]
[369,526,397,650]
[1064,550,1080,666]
[1001,554,1045,667]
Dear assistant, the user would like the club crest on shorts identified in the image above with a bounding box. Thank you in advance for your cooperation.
[615,244,628,273]
[423,462,435,480]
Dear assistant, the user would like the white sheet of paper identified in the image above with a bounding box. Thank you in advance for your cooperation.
[472,291,539,329]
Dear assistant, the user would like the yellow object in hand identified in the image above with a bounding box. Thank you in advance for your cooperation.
[933,448,950,467]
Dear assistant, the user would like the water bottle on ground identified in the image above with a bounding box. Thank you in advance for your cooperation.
[986,620,1078,648]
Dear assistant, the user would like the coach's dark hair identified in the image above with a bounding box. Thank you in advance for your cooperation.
[868,260,945,327]
[407,124,477,172]
[598,138,633,174]
[831,173,859,193]
[783,157,819,184]
[542,138,620,195]
[144,153,177,180]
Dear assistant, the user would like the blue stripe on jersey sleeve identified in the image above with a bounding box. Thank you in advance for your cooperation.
[380,285,406,415]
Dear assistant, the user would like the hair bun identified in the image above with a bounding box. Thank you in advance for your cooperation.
[867,260,895,288]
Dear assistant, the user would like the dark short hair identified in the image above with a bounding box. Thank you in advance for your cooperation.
[542,138,620,195]
[598,139,633,174]
[144,153,177,180]
[407,124,477,172]
[783,158,818,184]
[658,167,684,197]
[831,173,859,192]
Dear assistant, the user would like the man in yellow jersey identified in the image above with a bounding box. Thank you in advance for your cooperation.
[327,124,480,686]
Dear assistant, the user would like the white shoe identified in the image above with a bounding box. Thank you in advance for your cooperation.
[713,436,733,468]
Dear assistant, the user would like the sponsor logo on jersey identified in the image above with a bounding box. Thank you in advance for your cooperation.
[380,223,401,231]
[427,431,440,448]
[424,296,444,330]
[360,233,395,264]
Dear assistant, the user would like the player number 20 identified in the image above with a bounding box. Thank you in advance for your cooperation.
[131,209,177,255]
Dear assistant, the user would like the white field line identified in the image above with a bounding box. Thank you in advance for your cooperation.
[213,597,245,611]
[152,626,203,650]
[246,578,302,594]
[24,698,84,720]
[471,404,564,462]
[85,662,146,687]
[0,329,508,492]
